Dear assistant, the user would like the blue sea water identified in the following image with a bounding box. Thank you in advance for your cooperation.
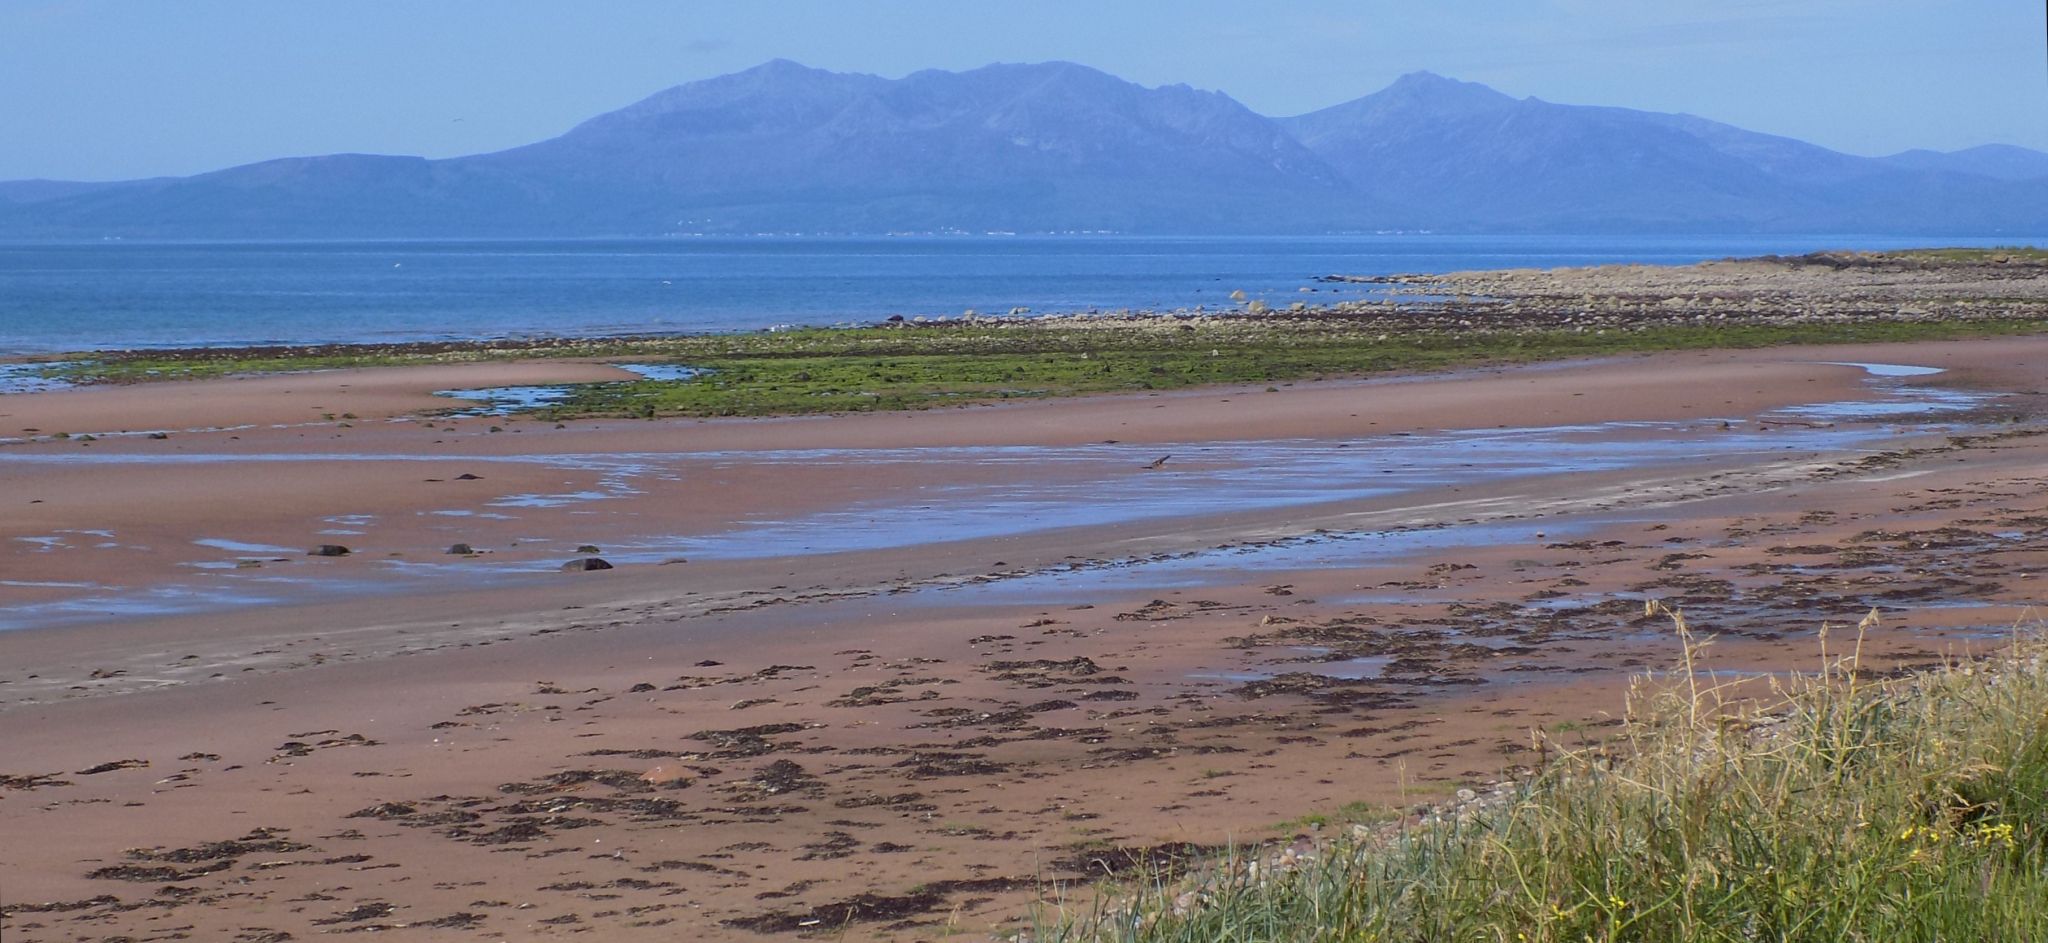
[0,233,2039,355]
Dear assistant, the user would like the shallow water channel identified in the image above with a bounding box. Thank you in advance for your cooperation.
[0,363,1997,631]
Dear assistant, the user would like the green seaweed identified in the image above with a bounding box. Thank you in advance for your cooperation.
[16,298,2048,420]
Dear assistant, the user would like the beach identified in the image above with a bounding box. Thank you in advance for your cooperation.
[2,324,2045,940]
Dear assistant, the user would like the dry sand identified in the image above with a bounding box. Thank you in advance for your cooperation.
[3,338,2046,941]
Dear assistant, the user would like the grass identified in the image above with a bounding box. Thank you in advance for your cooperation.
[40,351,435,383]
[548,319,2048,419]
[1036,606,2048,942]
[12,245,2047,421]
[22,313,2045,421]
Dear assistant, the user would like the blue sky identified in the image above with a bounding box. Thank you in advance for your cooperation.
[3,0,2043,181]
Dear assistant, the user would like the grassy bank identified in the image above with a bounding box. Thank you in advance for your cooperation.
[1039,608,2048,942]
[22,313,2048,420]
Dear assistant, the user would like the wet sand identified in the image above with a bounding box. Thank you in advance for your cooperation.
[0,344,1982,607]
[3,337,2047,941]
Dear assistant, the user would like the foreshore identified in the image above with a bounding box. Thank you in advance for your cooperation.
[4,254,2048,941]
[8,248,2048,420]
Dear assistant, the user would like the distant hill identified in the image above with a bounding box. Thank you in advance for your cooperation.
[462,60,1367,234]
[0,177,172,205]
[1879,144,2048,182]
[1280,71,2048,232]
[3,61,2044,238]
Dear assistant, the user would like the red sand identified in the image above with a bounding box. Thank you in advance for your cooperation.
[2,338,2045,941]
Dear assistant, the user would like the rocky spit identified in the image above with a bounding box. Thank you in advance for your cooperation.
[29,252,2048,376]
[825,251,2048,351]
[1021,251,2048,336]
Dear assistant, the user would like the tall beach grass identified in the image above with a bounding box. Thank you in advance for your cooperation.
[1037,606,2048,942]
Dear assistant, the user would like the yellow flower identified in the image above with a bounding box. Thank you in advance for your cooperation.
[1972,822,2018,850]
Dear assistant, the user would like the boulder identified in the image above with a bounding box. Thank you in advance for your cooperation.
[561,557,614,572]
[446,543,476,555]
[308,544,351,557]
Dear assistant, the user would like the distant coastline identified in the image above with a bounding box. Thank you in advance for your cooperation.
[7,248,2045,424]
[4,233,2044,357]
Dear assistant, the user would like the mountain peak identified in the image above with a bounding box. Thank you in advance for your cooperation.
[925,60,1134,94]
[1379,71,1515,107]
[1279,70,1515,146]
[9,59,2044,238]
[715,58,858,88]
[732,58,835,80]
[1388,70,1453,87]
[979,59,1109,77]
[562,59,879,137]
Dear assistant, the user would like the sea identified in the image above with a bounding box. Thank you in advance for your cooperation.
[1,233,2041,356]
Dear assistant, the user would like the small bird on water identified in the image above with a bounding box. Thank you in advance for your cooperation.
[1143,455,1171,470]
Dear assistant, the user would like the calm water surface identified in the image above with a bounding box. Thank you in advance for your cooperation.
[4,233,2040,355]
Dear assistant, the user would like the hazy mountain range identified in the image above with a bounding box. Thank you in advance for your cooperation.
[4,60,2045,238]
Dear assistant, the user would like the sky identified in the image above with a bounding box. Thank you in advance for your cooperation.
[2,0,2044,181]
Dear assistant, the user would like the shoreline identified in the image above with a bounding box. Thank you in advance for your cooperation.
[6,246,2045,361]
[8,239,2042,360]
[4,335,2048,940]
[3,339,2018,644]
[5,252,2048,940]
